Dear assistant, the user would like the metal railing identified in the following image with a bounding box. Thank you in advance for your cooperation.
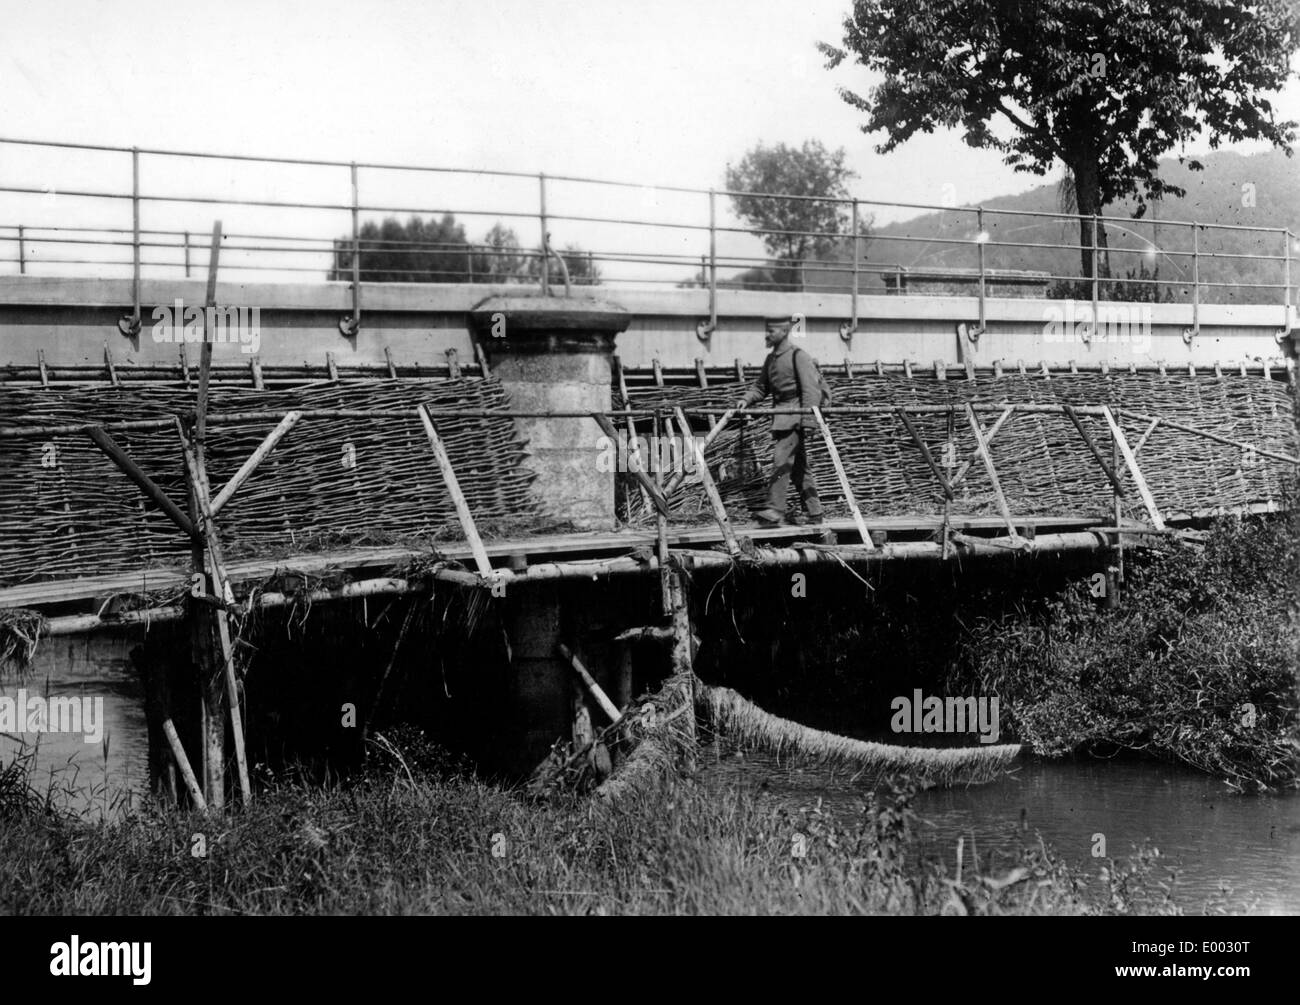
[0,136,1294,342]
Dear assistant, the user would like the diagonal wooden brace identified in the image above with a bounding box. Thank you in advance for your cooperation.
[1103,407,1166,531]
[416,404,493,577]
[211,410,303,516]
[590,412,671,517]
[811,406,874,549]
[673,407,740,556]
[896,407,956,500]
[965,405,1022,544]
[1063,404,1125,497]
[85,426,199,540]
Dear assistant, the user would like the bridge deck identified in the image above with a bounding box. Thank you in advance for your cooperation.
[0,507,1255,614]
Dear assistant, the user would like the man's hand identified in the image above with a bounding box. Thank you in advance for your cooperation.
[734,398,750,412]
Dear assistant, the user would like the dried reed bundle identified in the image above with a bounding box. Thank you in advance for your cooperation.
[0,607,45,675]
[697,682,1021,787]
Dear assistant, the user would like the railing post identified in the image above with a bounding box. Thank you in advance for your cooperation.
[1279,227,1289,321]
[17,224,24,274]
[696,188,718,339]
[116,148,143,340]
[337,163,361,335]
[130,147,141,330]
[840,198,860,340]
[183,230,190,278]
[539,172,550,296]
[976,206,987,335]
[1185,223,1201,344]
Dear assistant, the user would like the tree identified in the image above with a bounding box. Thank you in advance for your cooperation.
[724,140,869,290]
[525,242,603,286]
[471,223,528,283]
[331,215,600,286]
[820,0,1300,279]
[331,214,470,283]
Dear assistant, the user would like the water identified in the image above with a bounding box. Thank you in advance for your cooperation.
[1,635,151,818]
[701,747,1300,914]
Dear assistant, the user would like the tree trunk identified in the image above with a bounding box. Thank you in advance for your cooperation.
[1071,159,1111,282]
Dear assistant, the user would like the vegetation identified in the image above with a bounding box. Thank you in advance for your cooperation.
[948,513,1300,792]
[821,0,1300,279]
[329,214,599,285]
[723,140,871,290]
[0,739,1200,916]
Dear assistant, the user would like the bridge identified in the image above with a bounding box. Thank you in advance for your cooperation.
[0,137,1297,806]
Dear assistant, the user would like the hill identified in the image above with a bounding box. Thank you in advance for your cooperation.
[855,149,1300,303]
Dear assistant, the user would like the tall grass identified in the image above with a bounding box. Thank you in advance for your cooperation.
[0,735,1202,916]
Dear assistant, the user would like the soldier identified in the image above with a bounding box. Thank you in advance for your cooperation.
[735,316,827,527]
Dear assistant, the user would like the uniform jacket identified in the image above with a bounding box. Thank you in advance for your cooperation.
[742,340,820,432]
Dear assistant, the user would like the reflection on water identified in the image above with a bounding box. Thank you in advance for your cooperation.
[0,635,151,818]
[700,746,1300,915]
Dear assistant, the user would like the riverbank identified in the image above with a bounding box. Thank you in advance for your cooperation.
[0,741,1223,916]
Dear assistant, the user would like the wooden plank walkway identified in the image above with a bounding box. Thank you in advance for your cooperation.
[0,510,1202,611]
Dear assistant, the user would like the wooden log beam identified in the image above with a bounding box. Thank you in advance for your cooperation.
[1062,404,1125,497]
[895,407,956,500]
[416,404,493,576]
[84,427,198,539]
[811,406,874,549]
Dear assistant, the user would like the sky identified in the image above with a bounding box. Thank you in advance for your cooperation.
[2,0,1298,283]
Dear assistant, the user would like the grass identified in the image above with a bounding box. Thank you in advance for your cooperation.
[0,735,1209,916]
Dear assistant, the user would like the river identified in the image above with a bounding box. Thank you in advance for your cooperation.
[700,744,1300,915]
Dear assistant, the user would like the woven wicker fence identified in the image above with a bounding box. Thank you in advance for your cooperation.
[620,371,1299,525]
[0,379,536,587]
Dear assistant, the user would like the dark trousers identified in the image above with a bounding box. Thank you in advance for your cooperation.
[766,427,822,516]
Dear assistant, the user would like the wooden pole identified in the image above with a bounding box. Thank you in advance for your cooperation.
[653,411,672,615]
[1103,407,1167,531]
[178,426,253,805]
[664,409,736,495]
[162,717,207,811]
[185,221,252,807]
[558,643,623,724]
[416,404,493,576]
[966,405,1022,543]
[673,407,740,556]
[591,412,670,516]
[84,427,198,539]
[811,406,874,548]
[1062,404,1125,496]
[614,356,653,514]
[896,407,956,500]
[210,410,303,515]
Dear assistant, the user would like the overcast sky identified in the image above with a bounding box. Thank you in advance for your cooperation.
[2,0,1298,281]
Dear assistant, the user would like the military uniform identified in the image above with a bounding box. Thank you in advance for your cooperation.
[741,338,823,522]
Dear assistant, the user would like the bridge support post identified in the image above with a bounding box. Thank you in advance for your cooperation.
[470,295,630,531]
